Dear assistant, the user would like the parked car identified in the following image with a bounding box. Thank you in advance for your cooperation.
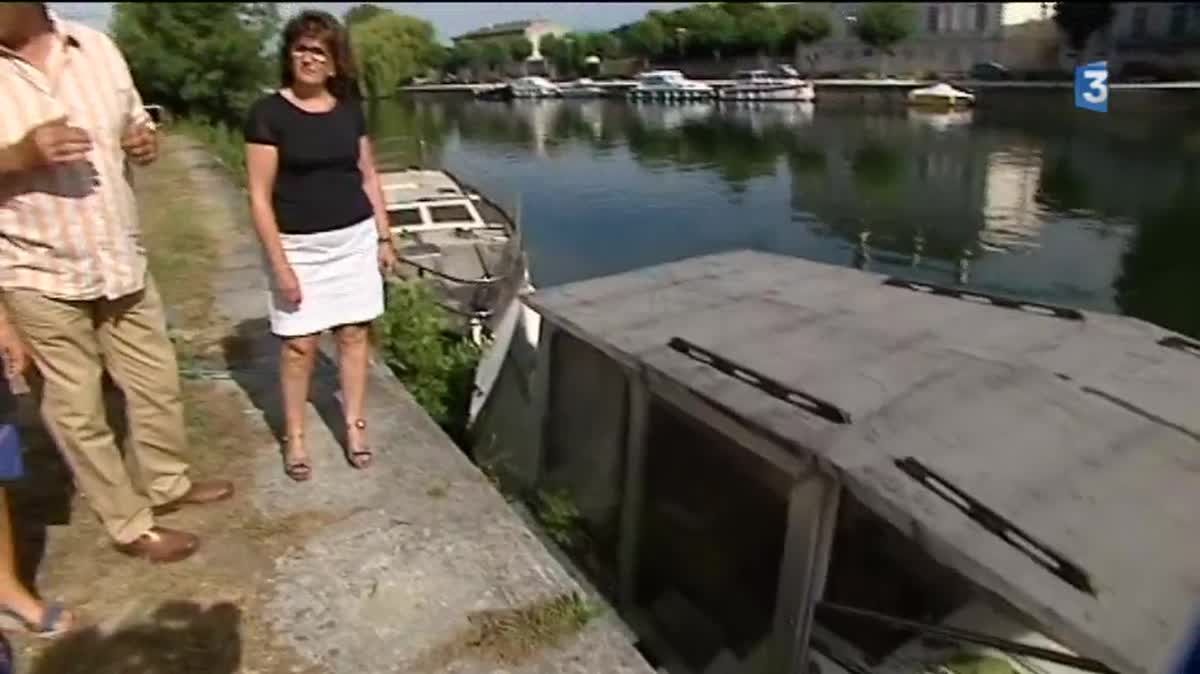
[969,61,1011,80]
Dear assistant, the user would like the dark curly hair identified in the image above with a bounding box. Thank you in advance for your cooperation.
[278,9,360,100]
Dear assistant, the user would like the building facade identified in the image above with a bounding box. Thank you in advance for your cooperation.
[1080,3,1200,76]
[796,2,1057,76]
[452,19,568,61]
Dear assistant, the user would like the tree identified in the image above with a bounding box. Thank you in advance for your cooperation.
[507,36,533,63]
[480,39,510,73]
[343,3,386,27]
[111,2,280,125]
[851,2,916,74]
[680,4,738,60]
[446,41,483,79]
[350,13,440,98]
[539,34,569,75]
[780,7,832,74]
[1053,2,1115,60]
[591,32,622,60]
[623,18,667,66]
[738,6,787,57]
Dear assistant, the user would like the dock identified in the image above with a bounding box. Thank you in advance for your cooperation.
[481,249,1200,674]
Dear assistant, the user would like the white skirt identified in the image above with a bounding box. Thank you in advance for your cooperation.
[267,217,384,337]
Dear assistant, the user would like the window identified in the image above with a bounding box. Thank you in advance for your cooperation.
[429,204,472,223]
[1170,4,1187,37]
[927,5,939,32]
[976,3,988,32]
[863,47,874,57]
[388,207,422,227]
[1132,6,1149,38]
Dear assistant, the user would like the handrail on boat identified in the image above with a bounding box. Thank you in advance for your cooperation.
[395,255,514,287]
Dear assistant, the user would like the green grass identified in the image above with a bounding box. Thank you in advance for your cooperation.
[375,279,482,439]
[175,117,247,188]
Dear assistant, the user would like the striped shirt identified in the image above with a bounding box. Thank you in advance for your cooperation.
[0,13,153,301]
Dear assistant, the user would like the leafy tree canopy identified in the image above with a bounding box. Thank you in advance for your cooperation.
[111,2,280,124]
[344,3,387,27]
[852,2,917,54]
[350,11,441,97]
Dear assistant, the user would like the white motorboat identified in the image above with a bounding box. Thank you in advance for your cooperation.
[509,75,562,99]
[627,70,714,101]
[716,64,816,102]
[906,82,976,110]
[560,77,606,99]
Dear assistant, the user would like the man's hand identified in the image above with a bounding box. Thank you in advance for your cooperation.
[0,325,29,382]
[121,121,158,166]
[16,116,92,170]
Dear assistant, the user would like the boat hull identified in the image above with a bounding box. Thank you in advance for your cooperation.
[560,88,605,99]
[627,88,715,101]
[907,96,975,111]
[717,83,816,102]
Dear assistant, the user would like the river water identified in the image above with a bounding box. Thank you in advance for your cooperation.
[367,90,1200,339]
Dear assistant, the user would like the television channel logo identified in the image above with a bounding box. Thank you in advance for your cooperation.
[1075,61,1108,112]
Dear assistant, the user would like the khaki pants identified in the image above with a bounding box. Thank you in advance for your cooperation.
[3,278,192,544]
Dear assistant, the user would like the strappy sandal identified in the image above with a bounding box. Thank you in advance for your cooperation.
[346,419,373,469]
[282,432,311,482]
[0,602,75,639]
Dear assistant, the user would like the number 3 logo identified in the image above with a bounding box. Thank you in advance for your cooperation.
[1075,61,1109,112]
[1083,69,1108,104]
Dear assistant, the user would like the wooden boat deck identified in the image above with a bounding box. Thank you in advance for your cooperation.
[525,249,1200,674]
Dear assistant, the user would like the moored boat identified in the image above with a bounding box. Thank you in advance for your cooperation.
[628,69,714,101]
[378,167,531,345]
[560,77,606,99]
[716,64,816,102]
[470,249,1200,674]
[510,75,562,99]
[906,82,976,110]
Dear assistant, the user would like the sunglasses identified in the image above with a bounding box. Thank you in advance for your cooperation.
[291,45,329,63]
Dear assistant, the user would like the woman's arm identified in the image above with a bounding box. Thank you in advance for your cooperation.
[357,136,392,242]
[245,143,289,273]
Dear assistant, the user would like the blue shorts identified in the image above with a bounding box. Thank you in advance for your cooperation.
[0,377,25,483]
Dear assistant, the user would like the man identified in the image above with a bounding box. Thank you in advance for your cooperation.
[0,3,233,563]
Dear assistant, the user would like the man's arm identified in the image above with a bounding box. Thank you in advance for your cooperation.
[0,118,91,177]
[0,142,30,175]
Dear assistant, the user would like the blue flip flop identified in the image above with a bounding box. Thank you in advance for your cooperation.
[0,602,73,639]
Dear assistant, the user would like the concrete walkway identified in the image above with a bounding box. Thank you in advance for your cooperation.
[13,137,654,674]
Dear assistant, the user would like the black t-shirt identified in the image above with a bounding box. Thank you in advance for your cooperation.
[243,93,374,235]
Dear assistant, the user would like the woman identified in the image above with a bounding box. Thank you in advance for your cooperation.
[244,10,397,481]
[0,310,74,637]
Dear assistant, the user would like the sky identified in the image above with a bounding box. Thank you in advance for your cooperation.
[49,2,695,41]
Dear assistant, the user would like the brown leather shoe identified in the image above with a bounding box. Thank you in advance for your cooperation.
[152,479,235,516]
[115,526,199,563]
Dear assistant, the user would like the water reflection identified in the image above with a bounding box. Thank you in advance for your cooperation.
[366,92,1200,337]
[906,108,974,133]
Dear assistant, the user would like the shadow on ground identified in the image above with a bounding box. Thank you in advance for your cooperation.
[27,600,241,674]
[221,318,350,454]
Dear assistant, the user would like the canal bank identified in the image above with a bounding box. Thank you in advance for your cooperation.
[8,135,653,674]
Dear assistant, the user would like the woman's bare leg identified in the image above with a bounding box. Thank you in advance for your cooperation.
[334,323,371,468]
[0,488,73,629]
[280,334,319,477]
